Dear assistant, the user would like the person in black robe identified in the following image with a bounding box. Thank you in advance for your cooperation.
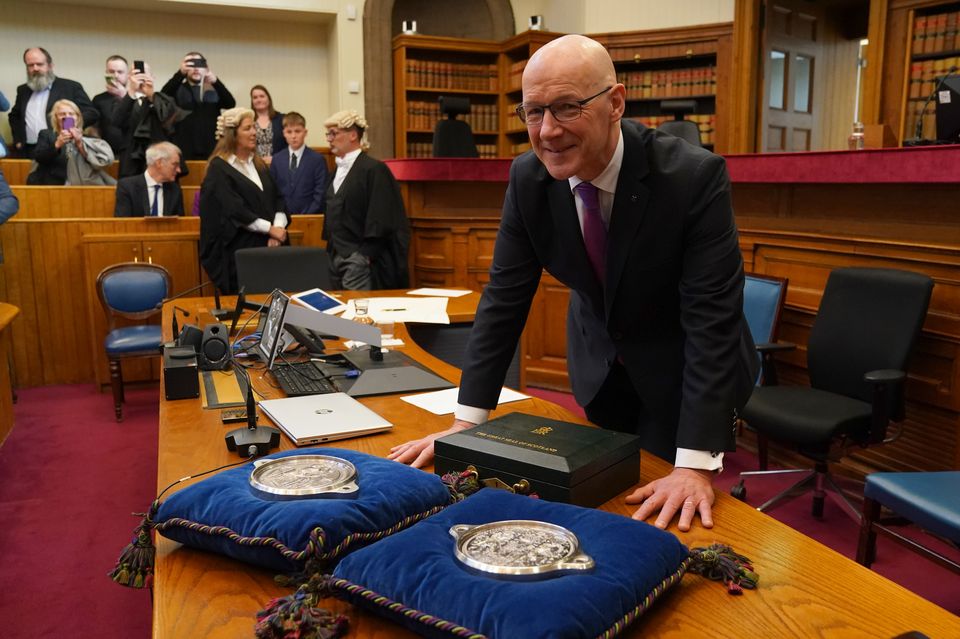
[199,107,288,294]
[322,110,409,290]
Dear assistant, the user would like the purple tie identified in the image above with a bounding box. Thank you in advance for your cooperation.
[574,181,607,284]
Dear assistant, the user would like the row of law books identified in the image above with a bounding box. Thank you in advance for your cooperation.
[907,56,960,99]
[405,60,498,91]
[912,11,960,56]
[903,102,938,142]
[406,142,498,159]
[617,66,717,100]
[406,101,499,132]
[631,114,716,146]
[506,59,527,92]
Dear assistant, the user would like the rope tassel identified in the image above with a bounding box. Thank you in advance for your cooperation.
[255,573,348,639]
[109,501,159,589]
[688,543,759,594]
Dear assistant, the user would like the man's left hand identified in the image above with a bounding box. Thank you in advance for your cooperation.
[625,467,715,532]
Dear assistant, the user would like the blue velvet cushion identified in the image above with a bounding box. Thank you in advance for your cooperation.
[154,448,452,572]
[330,489,691,639]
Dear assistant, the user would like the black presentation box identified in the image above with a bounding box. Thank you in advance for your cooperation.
[434,412,641,507]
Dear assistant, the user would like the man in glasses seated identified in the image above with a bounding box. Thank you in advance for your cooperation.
[390,34,757,534]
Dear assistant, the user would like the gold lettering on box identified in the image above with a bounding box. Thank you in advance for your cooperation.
[474,431,559,454]
[531,427,553,435]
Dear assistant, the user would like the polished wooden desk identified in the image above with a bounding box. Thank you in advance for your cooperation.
[0,303,19,447]
[154,296,960,638]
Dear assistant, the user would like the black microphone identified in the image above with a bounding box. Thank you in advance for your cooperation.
[225,366,280,458]
[155,281,216,310]
[913,65,958,143]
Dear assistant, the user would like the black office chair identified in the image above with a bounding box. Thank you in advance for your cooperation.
[657,99,702,147]
[734,267,934,520]
[432,96,479,158]
[234,246,333,294]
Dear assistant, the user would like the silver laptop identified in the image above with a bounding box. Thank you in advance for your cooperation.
[258,392,392,446]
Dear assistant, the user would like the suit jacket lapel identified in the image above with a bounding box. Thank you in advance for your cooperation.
[138,176,151,215]
[605,124,650,319]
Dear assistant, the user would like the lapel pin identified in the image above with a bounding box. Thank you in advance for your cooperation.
[630,194,639,202]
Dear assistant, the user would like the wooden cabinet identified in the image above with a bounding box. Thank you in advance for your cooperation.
[82,232,201,389]
[901,2,960,141]
[592,23,734,153]
[498,31,561,156]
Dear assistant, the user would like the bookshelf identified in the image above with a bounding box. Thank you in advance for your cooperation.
[393,24,733,158]
[592,23,733,153]
[902,2,960,141]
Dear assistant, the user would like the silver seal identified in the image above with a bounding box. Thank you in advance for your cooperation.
[449,520,594,579]
[249,455,359,500]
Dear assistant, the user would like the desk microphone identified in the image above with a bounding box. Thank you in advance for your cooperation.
[171,305,190,341]
[156,280,216,310]
[225,366,280,458]
[912,65,958,144]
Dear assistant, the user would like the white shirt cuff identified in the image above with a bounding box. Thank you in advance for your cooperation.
[245,218,271,234]
[674,448,724,473]
[273,212,288,228]
[454,404,490,425]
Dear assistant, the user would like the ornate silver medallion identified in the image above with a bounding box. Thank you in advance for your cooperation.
[449,520,594,579]
[249,455,359,500]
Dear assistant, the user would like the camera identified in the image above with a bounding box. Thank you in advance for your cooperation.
[133,60,145,74]
[186,57,207,69]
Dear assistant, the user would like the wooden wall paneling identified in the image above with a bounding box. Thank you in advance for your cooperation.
[523,272,572,391]
[731,0,763,153]
[0,304,19,448]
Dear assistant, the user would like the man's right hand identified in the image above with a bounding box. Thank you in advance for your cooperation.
[388,419,475,468]
[268,226,287,242]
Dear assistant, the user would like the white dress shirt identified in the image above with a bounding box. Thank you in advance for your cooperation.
[144,171,164,216]
[25,89,51,144]
[455,128,722,472]
[227,154,287,234]
[332,148,362,194]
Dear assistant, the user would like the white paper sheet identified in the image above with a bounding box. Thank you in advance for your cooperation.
[406,288,473,298]
[341,297,450,324]
[400,386,531,415]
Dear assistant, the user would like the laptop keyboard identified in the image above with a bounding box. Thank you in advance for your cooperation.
[271,361,339,397]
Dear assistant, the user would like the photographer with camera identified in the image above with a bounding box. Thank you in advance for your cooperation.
[114,61,179,177]
[161,52,235,160]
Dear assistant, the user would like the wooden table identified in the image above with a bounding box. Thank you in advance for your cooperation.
[154,295,960,638]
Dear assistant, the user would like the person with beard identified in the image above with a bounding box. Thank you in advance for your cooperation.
[114,63,179,178]
[8,47,97,159]
[199,107,287,293]
[161,52,236,161]
[92,55,130,157]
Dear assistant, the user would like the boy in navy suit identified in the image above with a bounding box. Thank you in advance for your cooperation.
[269,112,328,214]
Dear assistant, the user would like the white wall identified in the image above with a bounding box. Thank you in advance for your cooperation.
[0,0,354,146]
[510,0,734,34]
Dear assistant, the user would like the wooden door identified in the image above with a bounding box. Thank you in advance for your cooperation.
[761,0,825,151]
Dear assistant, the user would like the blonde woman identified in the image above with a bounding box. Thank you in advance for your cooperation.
[198,107,287,293]
[29,99,115,185]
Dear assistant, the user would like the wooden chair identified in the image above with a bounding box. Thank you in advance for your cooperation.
[96,262,170,421]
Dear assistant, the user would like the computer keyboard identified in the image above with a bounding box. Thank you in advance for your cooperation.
[271,361,339,397]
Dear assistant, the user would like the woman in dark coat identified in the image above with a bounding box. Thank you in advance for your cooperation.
[199,107,287,293]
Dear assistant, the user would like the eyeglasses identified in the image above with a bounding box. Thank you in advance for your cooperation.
[325,129,343,140]
[515,86,613,126]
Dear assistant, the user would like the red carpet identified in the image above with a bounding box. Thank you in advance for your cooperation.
[1,384,956,639]
[0,385,156,639]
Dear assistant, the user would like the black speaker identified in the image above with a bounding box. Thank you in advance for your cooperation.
[177,324,203,352]
[198,323,230,370]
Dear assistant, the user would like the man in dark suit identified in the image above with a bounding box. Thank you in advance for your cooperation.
[8,47,98,159]
[269,112,328,214]
[114,142,184,217]
[390,35,758,532]
[92,54,130,157]
[161,52,235,160]
[321,109,408,290]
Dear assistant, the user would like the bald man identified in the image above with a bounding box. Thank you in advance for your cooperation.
[391,35,758,532]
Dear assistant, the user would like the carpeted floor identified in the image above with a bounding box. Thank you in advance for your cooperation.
[1,384,957,639]
[0,384,156,638]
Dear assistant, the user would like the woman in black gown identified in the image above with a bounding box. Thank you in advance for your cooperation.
[199,107,288,293]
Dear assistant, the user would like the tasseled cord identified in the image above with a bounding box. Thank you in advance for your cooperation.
[688,543,759,594]
[255,573,348,639]
[440,467,482,502]
[109,500,160,589]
